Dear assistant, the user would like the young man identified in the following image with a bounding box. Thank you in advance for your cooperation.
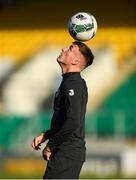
[32,41,94,179]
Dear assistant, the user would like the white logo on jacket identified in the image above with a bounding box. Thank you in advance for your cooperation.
[69,89,74,96]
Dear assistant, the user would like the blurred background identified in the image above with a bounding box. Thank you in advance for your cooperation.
[0,0,136,178]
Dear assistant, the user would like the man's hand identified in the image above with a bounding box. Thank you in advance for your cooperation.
[32,133,46,150]
[42,146,52,161]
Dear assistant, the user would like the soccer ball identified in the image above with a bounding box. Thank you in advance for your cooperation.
[68,12,97,41]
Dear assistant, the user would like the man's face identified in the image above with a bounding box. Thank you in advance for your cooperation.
[57,44,81,66]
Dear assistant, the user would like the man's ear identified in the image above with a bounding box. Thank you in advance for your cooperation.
[72,59,79,65]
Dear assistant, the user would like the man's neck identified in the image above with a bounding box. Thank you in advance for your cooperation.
[60,64,80,74]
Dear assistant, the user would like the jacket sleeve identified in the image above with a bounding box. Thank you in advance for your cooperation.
[43,130,52,140]
[47,82,82,151]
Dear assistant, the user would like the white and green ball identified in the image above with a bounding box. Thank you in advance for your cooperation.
[68,12,97,41]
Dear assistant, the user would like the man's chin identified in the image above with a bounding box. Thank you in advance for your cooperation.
[57,57,62,63]
[57,58,66,66]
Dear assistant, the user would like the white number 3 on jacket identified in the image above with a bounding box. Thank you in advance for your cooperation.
[69,89,74,96]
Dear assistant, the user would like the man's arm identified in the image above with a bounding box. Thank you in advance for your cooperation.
[47,81,82,151]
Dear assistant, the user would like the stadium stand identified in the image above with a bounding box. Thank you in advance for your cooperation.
[0,29,136,64]
[86,71,136,137]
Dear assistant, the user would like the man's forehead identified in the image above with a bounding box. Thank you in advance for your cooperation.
[71,44,78,48]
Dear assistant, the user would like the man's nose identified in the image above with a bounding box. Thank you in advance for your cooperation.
[62,47,68,52]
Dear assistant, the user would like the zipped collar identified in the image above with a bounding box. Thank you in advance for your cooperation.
[62,72,81,80]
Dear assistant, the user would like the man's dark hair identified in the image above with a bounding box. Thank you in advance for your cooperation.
[73,41,94,67]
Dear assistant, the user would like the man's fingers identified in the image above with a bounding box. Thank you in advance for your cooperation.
[31,139,41,150]
[36,144,41,150]
[32,140,36,149]
[42,150,51,161]
[34,138,40,147]
[42,152,47,160]
[32,134,46,151]
[47,154,50,161]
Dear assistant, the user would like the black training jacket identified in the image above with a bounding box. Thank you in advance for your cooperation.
[45,72,88,161]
